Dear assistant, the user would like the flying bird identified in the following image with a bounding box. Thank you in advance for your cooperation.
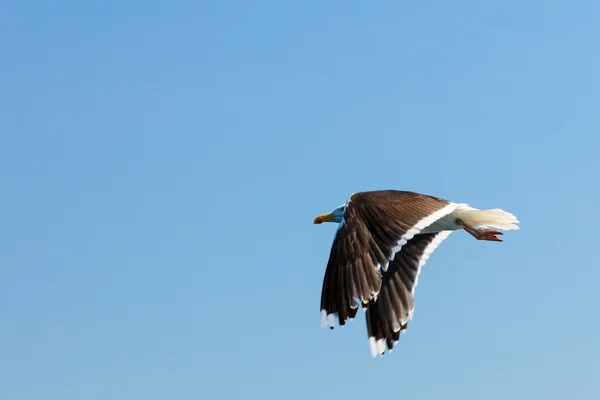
[313,190,519,357]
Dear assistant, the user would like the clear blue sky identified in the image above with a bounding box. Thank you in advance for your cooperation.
[2,1,599,399]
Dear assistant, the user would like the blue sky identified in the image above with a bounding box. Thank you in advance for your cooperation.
[2,1,599,399]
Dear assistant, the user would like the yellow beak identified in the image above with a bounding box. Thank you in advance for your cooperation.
[314,213,335,224]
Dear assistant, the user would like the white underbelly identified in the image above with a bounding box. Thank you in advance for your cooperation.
[419,212,462,234]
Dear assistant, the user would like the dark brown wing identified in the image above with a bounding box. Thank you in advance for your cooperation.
[365,230,453,356]
[320,190,457,329]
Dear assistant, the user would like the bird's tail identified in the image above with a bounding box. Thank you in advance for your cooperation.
[454,206,520,230]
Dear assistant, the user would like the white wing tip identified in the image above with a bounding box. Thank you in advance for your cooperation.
[327,313,335,328]
[377,339,386,356]
[320,310,337,329]
[368,337,387,357]
[369,337,378,357]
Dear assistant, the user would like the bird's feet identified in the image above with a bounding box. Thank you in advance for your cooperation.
[475,228,504,242]
[456,219,504,242]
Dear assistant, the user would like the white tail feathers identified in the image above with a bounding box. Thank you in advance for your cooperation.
[454,206,520,231]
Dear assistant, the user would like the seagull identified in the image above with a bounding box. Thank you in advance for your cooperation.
[313,190,519,357]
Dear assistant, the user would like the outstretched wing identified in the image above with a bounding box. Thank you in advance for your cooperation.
[320,190,458,328]
[365,231,453,357]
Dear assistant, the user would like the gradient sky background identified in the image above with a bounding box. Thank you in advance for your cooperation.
[2,1,600,399]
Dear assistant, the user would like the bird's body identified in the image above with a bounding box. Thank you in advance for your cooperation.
[313,190,519,357]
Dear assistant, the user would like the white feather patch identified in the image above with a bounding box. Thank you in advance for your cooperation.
[327,313,335,328]
[320,310,327,328]
[369,337,378,357]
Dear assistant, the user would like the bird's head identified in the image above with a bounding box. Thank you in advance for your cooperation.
[314,204,346,224]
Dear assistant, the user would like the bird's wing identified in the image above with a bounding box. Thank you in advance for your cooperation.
[365,231,453,357]
[320,190,458,328]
